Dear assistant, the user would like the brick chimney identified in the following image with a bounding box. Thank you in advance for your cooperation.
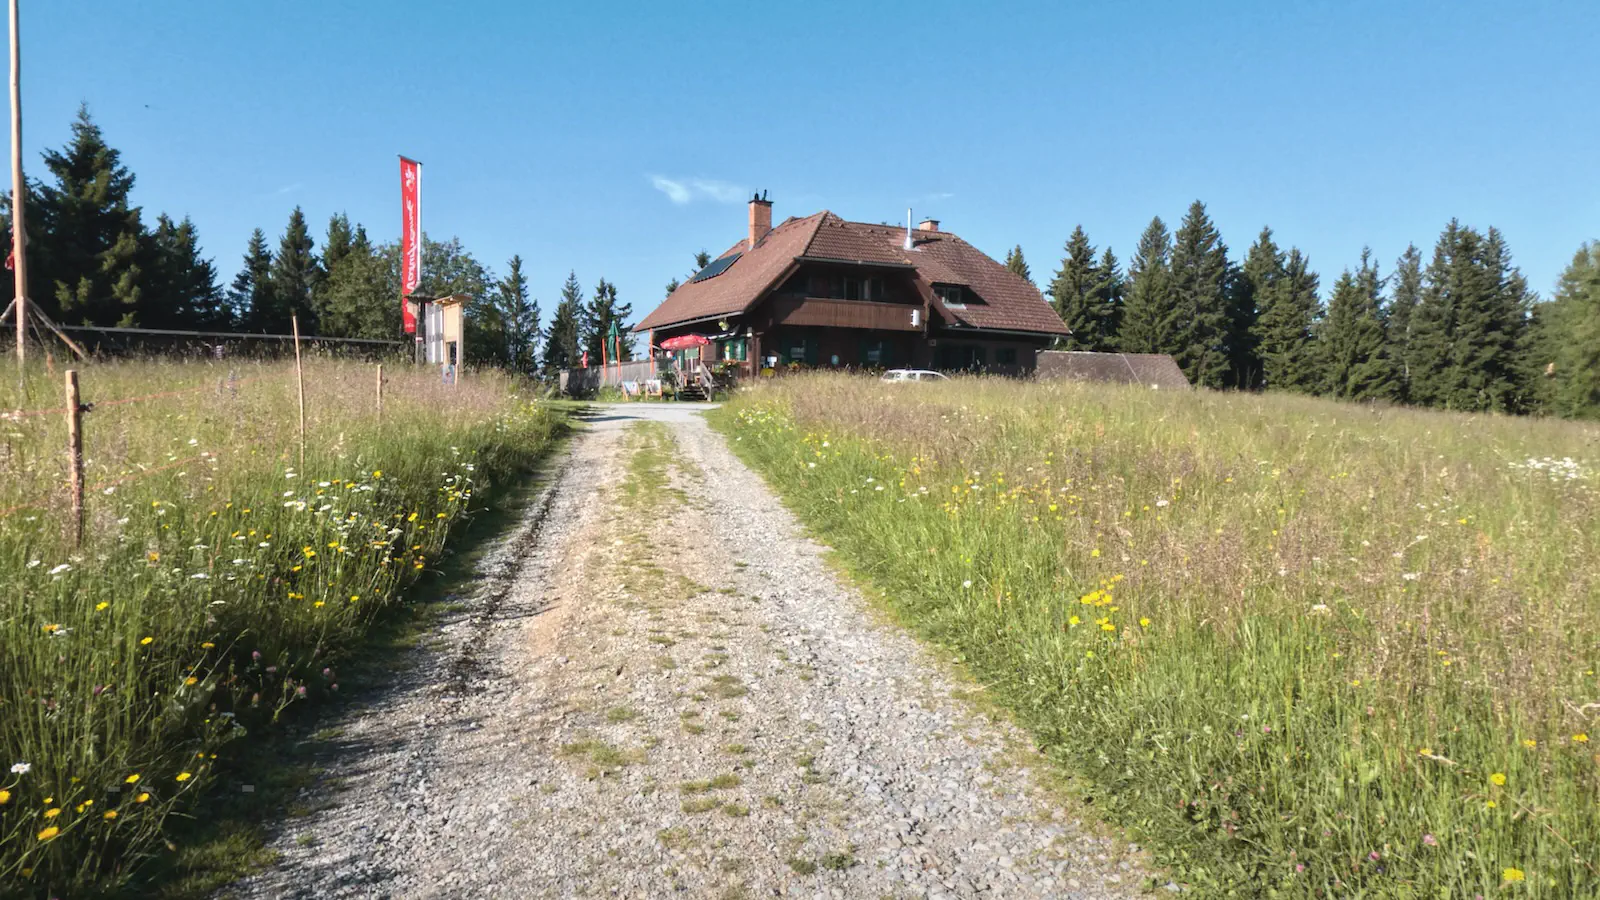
[917,218,940,233]
[748,191,772,250]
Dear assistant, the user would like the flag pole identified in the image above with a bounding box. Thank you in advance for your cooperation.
[9,0,27,379]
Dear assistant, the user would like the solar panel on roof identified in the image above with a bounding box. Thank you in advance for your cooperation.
[689,252,741,283]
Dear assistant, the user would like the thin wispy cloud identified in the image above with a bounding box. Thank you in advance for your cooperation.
[274,183,304,195]
[650,176,747,205]
[920,191,955,202]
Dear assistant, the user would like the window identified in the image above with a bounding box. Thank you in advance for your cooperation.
[996,347,1018,366]
[935,285,966,309]
[859,338,890,367]
[721,337,747,361]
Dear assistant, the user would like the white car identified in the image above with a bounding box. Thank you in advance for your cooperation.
[880,369,949,383]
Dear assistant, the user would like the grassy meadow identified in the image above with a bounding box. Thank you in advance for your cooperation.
[0,357,566,896]
[712,374,1600,898]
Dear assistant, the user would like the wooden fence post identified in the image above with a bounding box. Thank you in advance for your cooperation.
[375,363,384,422]
[65,369,83,546]
[291,314,306,470]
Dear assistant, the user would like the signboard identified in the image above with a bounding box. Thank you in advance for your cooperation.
[399,156,422,334]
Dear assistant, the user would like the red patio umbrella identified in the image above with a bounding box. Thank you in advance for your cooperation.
[659,334,711,351]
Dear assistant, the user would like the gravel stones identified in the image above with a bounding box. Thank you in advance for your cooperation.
[225,405,1147,898]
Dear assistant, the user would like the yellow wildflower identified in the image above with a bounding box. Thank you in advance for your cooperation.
[1489,772,1507,786]
[43,808,60,819]
[175,772,192,782]
[103,810,118,820]
[135,793,150,803]
[124,774,140,784]
[1139,617,1151,628]
[1522,739,1536,749]
[96,602,109,611]
[185,677,198,686]
[1574,733,1590,744]
[1503,868,1524,883]
[37,827,59,841]
[0,789,9,805]
[140,636,153,645]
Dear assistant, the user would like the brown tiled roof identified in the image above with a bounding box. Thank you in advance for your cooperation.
[635,211,1069,337]
[1035,351,1192,390]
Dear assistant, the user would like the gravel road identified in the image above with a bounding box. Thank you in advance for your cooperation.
[226,404,1148,899]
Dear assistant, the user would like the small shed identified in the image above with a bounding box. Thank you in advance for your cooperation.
[1036,350,1191,389]
[424,294,468,380]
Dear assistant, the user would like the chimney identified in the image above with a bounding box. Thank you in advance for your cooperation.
[917,218,940,233]
[747,190,772,250]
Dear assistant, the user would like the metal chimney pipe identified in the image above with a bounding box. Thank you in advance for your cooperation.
[904,208,913,250]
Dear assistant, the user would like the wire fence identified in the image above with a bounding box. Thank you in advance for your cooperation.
[2,319,393,544]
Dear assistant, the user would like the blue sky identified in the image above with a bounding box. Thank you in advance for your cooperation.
[8,0,1596,325]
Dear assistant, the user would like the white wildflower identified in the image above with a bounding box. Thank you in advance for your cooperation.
[10,762,31,775]
[48,563,70,576]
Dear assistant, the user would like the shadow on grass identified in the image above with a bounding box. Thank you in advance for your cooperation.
[123,421,582,900]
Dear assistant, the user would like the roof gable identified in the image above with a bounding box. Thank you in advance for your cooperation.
[635,211,1068,337]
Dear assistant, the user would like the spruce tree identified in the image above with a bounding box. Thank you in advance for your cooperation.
[1385,244,1423,395]
[693,250,712,273]
[1236,228,1284,389]
[1090,247,1125,348]
[266,207,321,332]
[497,254,541,375]
[317,231,394,340]
[542,270,584,373]
[1004,245,1032,283]
[36,105,146,325]
[1252,248,1321,392]
[230,229,276,330]
[1167,201,1232,387]
[1319,250,1398,401]
[1409,221,1530,412]
[1046,226,1105,349]
[147,214,227,329]
[1119,217,1178,355]
[322,213,355,274]
[1539,242,1600,418]
[584,278,634,362]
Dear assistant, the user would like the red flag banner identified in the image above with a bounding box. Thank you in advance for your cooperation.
[399,156,422,334]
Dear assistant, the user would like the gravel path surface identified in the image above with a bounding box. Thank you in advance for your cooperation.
[226,405,1148,899]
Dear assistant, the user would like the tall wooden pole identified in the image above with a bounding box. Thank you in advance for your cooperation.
[65,369,83,546]
[10,0,27,377]
[374,363,383,422]
[291,314,306,469]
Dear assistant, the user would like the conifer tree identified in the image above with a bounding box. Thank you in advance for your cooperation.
[1235,228,1284,389]
[1408,221,1530,412]
[1004,245,1032,283]
[1167,201,1232,388]
[1047,226,1106,349]
[322,213,355,275]
[584,277,634,361]
[147,214,227,329]
[36,105,146,325]
[693,250,712,272]
[542,270,584,374]
[265,207,321,332]
[1252,248,1321,391]
[1119,217,1178,355]
[316,230,394,340]
[1318,250,1398,401]
[1090,247,1125,347]
[1385,244,1423,395]
[496,254,541,375]
[230,229,276,330]
[1537,242,1600,418]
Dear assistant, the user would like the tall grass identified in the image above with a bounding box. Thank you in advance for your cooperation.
[713,374,1599,898]
[0,357,566,895]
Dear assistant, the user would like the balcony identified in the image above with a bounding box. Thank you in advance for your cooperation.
[763,297,923,332]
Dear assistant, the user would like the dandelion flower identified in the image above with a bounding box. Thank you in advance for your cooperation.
[135,793,150,803]
[125,774,140,784]
[1574,733,1590,744]
[43,808,60,819]
[1090,548,1101,558]
[372,470,383,478]
[1485,800,1497,809]
[37,826,59,841]
[96,602,109,611]
[0,790,8,805]
[175,772,192,782]
[1139,617,1151,628]
[140,636,153,645]
[1502,868,1525,883]
[1489,772,1507,786]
